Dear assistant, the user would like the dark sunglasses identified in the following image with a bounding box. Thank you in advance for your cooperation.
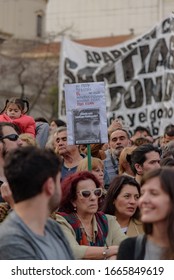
[0,134,19,142]
[77,188,103,198]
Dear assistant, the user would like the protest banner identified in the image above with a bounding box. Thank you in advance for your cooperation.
[59,13,174,137]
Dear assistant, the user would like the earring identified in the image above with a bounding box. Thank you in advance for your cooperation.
[73,206,77,212]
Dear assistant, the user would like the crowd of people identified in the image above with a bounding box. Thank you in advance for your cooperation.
[1,97,174,260]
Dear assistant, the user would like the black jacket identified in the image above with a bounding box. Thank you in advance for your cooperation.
[117,234,146,260]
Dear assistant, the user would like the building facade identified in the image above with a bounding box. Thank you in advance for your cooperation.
[0,0,48,41]
[46,0,174,40]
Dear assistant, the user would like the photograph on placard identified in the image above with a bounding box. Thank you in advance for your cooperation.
[73,108,101,144]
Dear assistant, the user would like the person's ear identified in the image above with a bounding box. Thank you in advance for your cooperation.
[134,163,143,175]
[113,198,116,205]
[71,201,76,208]
[71,201,77,212]
[43,177,55,196]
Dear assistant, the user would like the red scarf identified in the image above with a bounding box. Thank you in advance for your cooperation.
[58,211,108,246]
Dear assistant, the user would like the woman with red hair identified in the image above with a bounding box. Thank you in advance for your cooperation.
[56,171,126,259]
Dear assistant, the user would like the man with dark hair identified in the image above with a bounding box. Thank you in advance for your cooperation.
[0,122,22,202]
[0,146,73,260]
[134,126,151,135]
[0,122,22,158]
[129,143,161,184]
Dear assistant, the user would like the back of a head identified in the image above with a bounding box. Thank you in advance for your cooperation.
[162,140,174,158]
[164,124,174,136]
[4,146,62,203]
[19,133,37,146]
[35,117,48,123]
[160,157,174,167]
[90,143,106,159]
[163,140,174,153]
[52,119,66,127]
[119,146,137,174]
[77,157,103,172]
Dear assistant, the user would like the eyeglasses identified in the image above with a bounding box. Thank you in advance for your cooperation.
[77,188,103,198]
[0,134,19,142]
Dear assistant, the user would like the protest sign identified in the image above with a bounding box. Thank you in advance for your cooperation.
[59,13,174,137]
[64,82,108,145]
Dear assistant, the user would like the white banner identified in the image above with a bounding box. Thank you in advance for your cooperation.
[59,13,174,137]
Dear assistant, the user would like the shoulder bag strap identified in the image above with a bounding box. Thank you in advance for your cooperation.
[134,234,145,259]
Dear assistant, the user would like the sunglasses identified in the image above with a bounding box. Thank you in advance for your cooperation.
[77,188,103,198]
[0,134,19,141]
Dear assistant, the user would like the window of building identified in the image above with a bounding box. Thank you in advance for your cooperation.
[36,14,43,37]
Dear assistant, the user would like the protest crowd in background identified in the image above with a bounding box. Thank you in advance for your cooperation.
[1,100,174,260]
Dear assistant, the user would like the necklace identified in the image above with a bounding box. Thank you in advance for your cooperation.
[76,214,94,242]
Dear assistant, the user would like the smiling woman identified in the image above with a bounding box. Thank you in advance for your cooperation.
[117,167,174,260]
[55,171,126,259]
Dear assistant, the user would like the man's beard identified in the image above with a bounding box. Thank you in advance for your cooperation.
[2,145,7,159]
[113,146,124,157]
[48,188,61,213]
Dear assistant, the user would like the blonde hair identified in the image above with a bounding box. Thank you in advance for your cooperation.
[119,146,137,175]
[77,157,104,172]
[19,133,37,147]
